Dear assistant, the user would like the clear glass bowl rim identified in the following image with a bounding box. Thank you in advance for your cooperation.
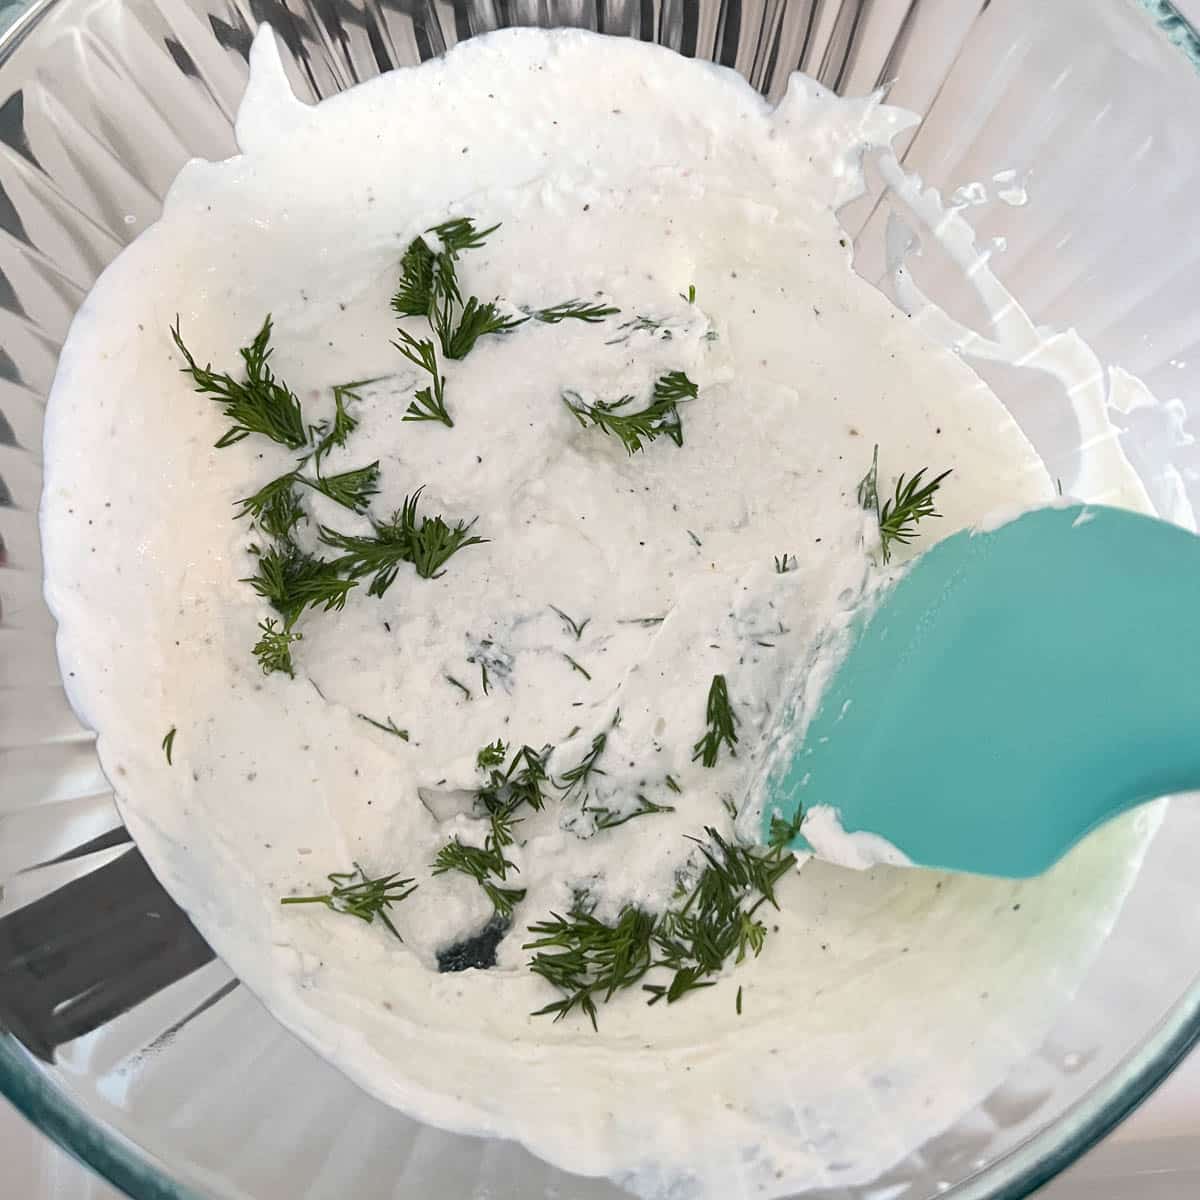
[4,0,1200,1196]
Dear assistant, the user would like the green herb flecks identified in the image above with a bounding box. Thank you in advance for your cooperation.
[394,330,452,427]
[299,461,381,514]
[236,472,306,541]
[563,653,592,681]
[860,445,951,563]
[533,300,620,324]
[878,466,951,563]
[692,674,738,768]
[589,795,674,830]
[557,732,607,802]
[308,379,375,471]
[442,296,526,360]
[252,618,302,677]
[320,486,486,595]
[357,713,409,740]
[563,369,698,456]
[280,864,417,941]
[549,605,590,640]
[432,838,526,921]
[525,906,658,1031]
[774,553,796,574]
[172,315,306,450]
[161,726,176,765]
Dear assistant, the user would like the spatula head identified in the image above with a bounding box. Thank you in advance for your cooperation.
[763,505,1200,877]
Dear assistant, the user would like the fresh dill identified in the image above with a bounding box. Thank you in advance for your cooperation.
[171,315,306,450]
[859,445,951,562]
[646,826,794,1005]
[774,553,796,574]
[557,732,607,801]
[242,541,356,629]
[357,713,409,740]
[237,472,306,541]
[394,329,452,427]
[280,864,417,941]
[533,300,620,324]
[309,379,375,471]
[392,236,437,318]
[692,674,738,768]
[525,906,658,1030]
[563,376,692,455]
[590,796,675,830]
[445,674,472,701]
[161,726,176,765]
[432,838,526,920]
[391,218,499,317]
[878,465,952,562]
[476,739,508,770]
[665,774,682,794]
[252,618,301,677]
[736,985,743,1014]
[619,615,666,627]
[320,486,486,594]
[563,653,592,681]
[549,604,590,640]
[299,461,381,514]
[442,296,526,360]
[431,216,501,257]
[682,284,697,304]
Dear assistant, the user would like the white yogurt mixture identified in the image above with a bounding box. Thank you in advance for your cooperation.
[42,27,1162,1199]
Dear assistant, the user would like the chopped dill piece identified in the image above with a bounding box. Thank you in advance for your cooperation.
[161,726,176,765]
[692,674,738,767]
[280,864,416,941]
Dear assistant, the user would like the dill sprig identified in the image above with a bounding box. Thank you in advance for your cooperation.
[878,466,952,562]
[525,906,658,1030]
[171,315,306,450]
[308,379,374,471]
[357,713,409,740]
[476,739,508,770]
[774,553,796,574]
[692,674,738,768]
[320,486,486,595]
[442,296,525,360]
[859,445,951,563]
[242,541,356,628]
[549,605,589,640]
[563,370,697,455]
[237,472,306,541]
[432,838,526,920]
[647,827,794,1005]
[563,653,592,680]
[252,618,301,677]
[392,237,437,319]
[394,330,452,427]
[391,219,497,316]
[533,300,620,324]
[557,732,607,801]
[280,864,417,941]
[431,217,500,257]
[589,795,674,830]
[161,727,176,765]
[299,461,381,514]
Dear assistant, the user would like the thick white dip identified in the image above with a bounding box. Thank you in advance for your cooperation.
[42,27,1158,1199]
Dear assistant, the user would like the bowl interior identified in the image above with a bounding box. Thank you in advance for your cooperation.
[3,1,1200,1198]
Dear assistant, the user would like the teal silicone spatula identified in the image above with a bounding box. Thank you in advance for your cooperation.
[763,504,1200,877]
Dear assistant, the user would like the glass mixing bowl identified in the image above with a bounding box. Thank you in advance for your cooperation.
[3,0,1200,1197]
